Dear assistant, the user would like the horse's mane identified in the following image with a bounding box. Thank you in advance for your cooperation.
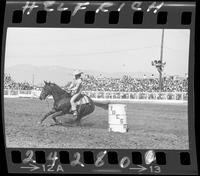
[49,82,71,97]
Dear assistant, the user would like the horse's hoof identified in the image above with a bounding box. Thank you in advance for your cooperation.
[37,121,42,126]
[51,122,62,126]
[56,121,62,125]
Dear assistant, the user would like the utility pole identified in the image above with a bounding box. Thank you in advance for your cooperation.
[159,29,164,91]
[151,29,166,92]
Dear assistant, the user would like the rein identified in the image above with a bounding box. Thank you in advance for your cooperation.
[45,96,50,111]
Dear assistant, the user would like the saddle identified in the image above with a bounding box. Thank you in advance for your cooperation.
[73,94,90,106]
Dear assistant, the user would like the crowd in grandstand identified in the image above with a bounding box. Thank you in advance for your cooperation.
[4,74,33,90]
[4,73,188,92]
[82,74,188,92]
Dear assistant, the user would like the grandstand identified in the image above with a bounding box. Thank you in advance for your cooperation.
[4,73,188,101]
[82,74,188,92]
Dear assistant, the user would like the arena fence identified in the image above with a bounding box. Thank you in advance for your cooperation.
[4,89,187,101]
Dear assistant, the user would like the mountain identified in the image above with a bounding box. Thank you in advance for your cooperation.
[5,65,73,86]
[5,64,155,86]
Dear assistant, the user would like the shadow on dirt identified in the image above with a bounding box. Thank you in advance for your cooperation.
[49,119,95,128]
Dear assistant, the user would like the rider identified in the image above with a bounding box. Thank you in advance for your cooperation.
[68,70,83,117]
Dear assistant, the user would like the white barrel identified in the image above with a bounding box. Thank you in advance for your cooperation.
[109,114,127,124]
[108,104,128,133]
[109,104,127,115]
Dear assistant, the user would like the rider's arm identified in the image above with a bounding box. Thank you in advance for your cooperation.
[71,79,82,91]
[69,81,74,89]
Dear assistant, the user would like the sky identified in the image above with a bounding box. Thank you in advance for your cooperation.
[5,28,190,76]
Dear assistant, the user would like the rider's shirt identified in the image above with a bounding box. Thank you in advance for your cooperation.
[69,78,83,95]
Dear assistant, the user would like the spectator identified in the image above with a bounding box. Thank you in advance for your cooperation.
[4,74,33,90]
[5,73,188,93]
[71,73,188,92]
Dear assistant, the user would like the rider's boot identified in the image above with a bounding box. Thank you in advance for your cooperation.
[73,110,78,117]
[72,110,81,126]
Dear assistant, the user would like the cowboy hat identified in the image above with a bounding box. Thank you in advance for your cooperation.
[73,70,83,76]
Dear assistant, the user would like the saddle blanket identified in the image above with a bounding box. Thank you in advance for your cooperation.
[75,95,90,105]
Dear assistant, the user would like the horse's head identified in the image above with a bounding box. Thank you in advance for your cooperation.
[39,81,52,100]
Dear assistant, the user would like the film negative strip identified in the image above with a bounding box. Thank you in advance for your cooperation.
[0,0,199,175]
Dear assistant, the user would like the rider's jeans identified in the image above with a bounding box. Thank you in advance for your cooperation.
[70,93,81,111]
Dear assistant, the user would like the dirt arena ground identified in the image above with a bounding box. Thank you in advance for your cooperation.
[4,98,188,149]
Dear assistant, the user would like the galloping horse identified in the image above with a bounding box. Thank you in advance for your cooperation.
[39,81,108,126]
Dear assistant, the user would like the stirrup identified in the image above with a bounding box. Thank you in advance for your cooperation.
[73,110,78,116]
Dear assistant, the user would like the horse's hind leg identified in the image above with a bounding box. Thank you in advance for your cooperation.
[74,115,82,126]
[74,119,81,126]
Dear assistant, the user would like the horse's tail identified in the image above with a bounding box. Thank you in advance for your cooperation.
[82,94,109,110]
[93,101,109,110]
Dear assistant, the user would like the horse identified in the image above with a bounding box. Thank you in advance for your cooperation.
[38,81,108,126]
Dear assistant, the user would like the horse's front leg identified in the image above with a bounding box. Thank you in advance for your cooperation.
[51,111,64,125]
[39,109,56,125]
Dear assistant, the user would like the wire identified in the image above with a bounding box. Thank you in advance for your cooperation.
[163,46,188,53]
[7,45,160,57]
